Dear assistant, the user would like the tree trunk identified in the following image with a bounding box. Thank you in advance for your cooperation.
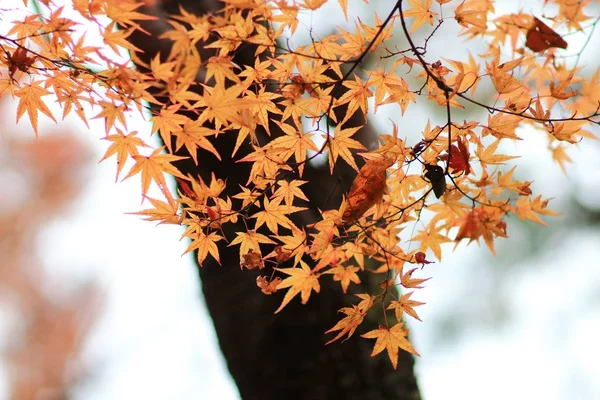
[127,1,421,399]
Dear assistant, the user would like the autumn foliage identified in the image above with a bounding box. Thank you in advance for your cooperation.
[1,0,599,368]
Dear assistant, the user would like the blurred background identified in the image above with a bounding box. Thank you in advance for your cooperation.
[1,0,599,399]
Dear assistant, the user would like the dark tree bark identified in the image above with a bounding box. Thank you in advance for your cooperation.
[127,1,421,399]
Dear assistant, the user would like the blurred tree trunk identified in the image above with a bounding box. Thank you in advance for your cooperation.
[127,1,420,399]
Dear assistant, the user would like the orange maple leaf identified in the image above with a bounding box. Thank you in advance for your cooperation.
[324,125,367,174]
[362,323,420,369]
[402,0,437,33]
[343,155,394,223]
[274,261,321,313]
[150,106,191,153]
[184,231,223,267]
[325,265,361,293]
[325,305,364,344]
[123,147,188,201]
[454,207,508,255]
[400,267,431,289]
[15,81,57,136]
[100,129,149,181]
[388,291,425,322]
[229,230,276,257]
[129,196,181,225]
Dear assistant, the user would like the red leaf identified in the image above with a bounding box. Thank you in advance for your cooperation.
[439,137,471,175]
[526,17,567,53]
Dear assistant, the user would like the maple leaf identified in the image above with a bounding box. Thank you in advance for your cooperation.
[252,197,305,235]
[325,265,361,293]
[454,1,487,34]
[497,166,532,196]
[454,207,508,255]
[268,122,319,177]
[476,139,519,169]
[482,113,522,140]
[150,106,191,153]
[184,231,223,267]
[411,224,449,260]
[272,180,309,206]
[439,136,471,175]
[486,56,523,94]
[424,164,447,199]
[103,23,140,55]
[173,120,222,164]
[104,0,157,32]
[129,197,181,225]
[526,17,568,53]
[325,305,364,344]
[122,147,188,201]
[15,81,57,136]
[275,261,321,313]
[274,228,308,267]
[551,143,572,173]
[362,323,419,369]
[100,130,149,181]
[388,291,425,322]
[8,46,37,77]
[402,0,437,33]
[400,267,431,289]
[343,155,393,222]
[196,84,261,130]
[514,196,560,226]
[550,79,578,100]
[336,76,373,125]
[229,230,276,257]
[323,126,367,174]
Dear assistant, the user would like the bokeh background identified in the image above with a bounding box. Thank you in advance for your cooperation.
[1,0,599,399]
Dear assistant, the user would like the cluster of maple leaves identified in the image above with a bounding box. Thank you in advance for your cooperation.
[1,0,599,368]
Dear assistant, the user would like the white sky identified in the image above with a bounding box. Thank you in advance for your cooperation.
[1,0,600,399]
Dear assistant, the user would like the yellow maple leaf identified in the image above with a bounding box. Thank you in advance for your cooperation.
[252,197,305,235]
[410,224,449,260]
[173,120,222,164]
[272,180,309,206]
[400,267,431,289]
[129,197,182,225]
[402,0,438,34]
[100,129,149,181]
[362,323,420,369]
[185,231,223,267]
[323,125,366,174]
[482,113,522,140]
[123,147,188,201]
[325,305,364,344]
[476,139,519,168]
[15,81,56,136]
[229,230,276,257]
[150,106,191,153]
[274,228,308,267]
[388,291,425,322]
[324,265,361,293]
[336,76,372,125]
[274,261,321,313]
[302,0,328,12]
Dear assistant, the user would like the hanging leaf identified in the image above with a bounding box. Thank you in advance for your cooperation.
[526,17,568,52]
